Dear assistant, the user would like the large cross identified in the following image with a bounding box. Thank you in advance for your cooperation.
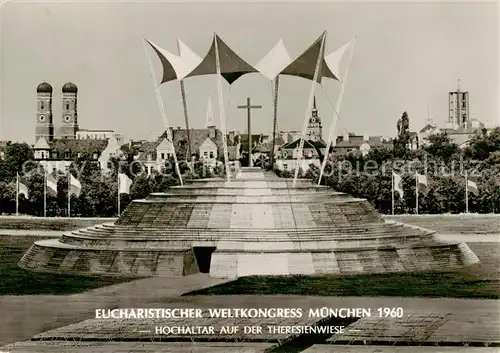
[237,97,262,167]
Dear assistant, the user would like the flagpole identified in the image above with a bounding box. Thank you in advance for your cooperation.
[44,169,47,218]
[117,173,121,217]
[179,80,192,163]
[465,170,469,214]
[294,32,326,188]
[143,39,183,186]
[16,172,19,217]
[67,172,71,217]
[213,34,231,183]
[415,172,419,215]
[391,172,395,216]
[318,37,357,186]
[270,76,280,171]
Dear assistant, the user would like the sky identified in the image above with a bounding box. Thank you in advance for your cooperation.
[0,0,498,144]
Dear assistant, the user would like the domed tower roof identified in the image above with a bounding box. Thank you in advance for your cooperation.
[37,82,53,93]
[62,82,78,93]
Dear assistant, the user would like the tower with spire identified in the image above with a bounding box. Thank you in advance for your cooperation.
[307,96,323,141]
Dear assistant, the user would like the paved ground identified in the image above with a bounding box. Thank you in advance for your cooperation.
[436,234,500,242]
[303,347,500,353]
[0,342,273,352]
[0,274,231,347]
[3,296,497,348]
[1,227,499,352]
[0,229,63,237]
[3,342,499,353]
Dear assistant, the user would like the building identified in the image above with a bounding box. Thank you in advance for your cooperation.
[414,81,486,149]
[35,82,55,143]
[77,129,125,145]
[34,137,120,173]
[136,137,175,175]
[446,79,470,130]
[332,132,390,156]
[279,130,302,144]
[275,97,327,174]
[136,113,240,175]
[59,82,79,139]
[33,82,122,172]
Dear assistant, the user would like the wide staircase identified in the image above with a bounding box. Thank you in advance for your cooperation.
[19,168,479,278]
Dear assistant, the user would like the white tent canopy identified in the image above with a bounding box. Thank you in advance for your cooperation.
[255,39,293,81]
[147,32,351,86]
[143,32,356,185]
[145,38,202,83]
[325,38,356,83]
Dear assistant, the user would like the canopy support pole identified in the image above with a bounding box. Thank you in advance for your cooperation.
[214,35,231,182]
[293,34,326,188]
[270,76,280,171]
[180,80,192,164]
[143,41,183,186]
[318,38,356,186]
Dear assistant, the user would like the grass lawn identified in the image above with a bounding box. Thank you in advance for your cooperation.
[0,236,131,295]
[186,243,500,299]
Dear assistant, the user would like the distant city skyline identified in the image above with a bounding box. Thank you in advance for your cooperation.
[0,1,498,144]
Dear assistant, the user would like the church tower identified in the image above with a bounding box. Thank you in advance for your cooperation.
[307,96,323,141]
[35,82,54,142]
[59,82,79,139]
[448,79,470,130]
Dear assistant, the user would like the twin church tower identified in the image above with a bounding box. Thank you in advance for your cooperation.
[36,82,78,142]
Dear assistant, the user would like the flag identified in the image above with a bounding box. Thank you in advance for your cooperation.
[324,38,356,83]
[118,173,132,194]
[69,174,82,197]
[467,179,479,195]
[46,173,57,196]
[393,171,404,198]
[17,174,28,198]
[255,39,292,80]
[416,172,428,193]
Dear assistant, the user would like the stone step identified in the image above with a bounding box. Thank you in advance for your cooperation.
[114,200,384,228]
[61,230,433,247]
[92,222,410,234]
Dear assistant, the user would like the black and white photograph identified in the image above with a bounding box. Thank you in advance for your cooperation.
[0,0,499,352]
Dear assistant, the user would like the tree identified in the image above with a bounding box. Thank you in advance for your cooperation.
[0,182,15,214]
[393,112,410,158]
[365,146,393,166]
[424,133,459,162]
[26,171,46,216]
[465,127,500,160]
[70,155,101,184]
[424,176,463,214]
[0,142,34,182]
[129,173,153,200]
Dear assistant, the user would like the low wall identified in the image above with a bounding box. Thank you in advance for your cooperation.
[384,214,500,235]
[0,216,116,231]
